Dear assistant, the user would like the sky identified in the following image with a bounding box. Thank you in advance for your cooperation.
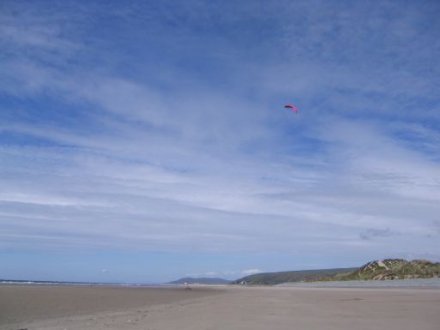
[1,0,439,283]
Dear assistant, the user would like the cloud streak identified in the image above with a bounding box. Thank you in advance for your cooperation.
[0,0,439,281]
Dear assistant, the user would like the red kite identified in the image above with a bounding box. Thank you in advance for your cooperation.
[284,104,299,113]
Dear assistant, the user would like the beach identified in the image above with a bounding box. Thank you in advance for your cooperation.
[0,285,223,328]
[1,285,440,330]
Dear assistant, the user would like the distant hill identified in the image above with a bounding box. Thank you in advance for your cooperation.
[337,259,440,281]
[168,277,230,285]
[231,259,440,285]
[231,267,357,285]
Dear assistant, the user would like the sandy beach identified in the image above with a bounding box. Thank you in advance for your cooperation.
[1,285,439,330]
[0,285,224,329]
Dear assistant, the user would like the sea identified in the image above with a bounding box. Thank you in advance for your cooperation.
[0,279,173,287]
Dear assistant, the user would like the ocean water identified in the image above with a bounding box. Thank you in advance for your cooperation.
[277,278,440,288]
[0,280,168,287]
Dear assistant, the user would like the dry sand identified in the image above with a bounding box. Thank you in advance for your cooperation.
[1,285,439,330]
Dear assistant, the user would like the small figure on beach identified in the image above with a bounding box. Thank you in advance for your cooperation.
[184,282,192,290]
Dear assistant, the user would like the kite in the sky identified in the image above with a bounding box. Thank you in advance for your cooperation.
[284,104,299,113]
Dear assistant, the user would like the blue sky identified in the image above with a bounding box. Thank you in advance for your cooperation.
[1,0,439,283]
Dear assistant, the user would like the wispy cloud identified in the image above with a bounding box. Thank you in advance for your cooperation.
[0,0,439,281]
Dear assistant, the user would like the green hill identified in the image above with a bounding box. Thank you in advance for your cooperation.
[232,267,357,285]
[232,259,440,285]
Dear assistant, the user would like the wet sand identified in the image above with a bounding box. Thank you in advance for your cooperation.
[0,285,223,327]
[1,285,439,330]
